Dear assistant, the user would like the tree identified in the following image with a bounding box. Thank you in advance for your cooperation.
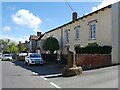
[0,40,10,53]
[0,39,19,54]
[18,43,26,53]
[42,37,59,54]
[9,42,18,54]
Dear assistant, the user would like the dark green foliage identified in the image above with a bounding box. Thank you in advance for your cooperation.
[42,37,59,54]
[18,43,26,53]
[75,42,112,54]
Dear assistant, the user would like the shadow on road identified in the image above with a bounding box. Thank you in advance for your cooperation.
[12,61,63,77]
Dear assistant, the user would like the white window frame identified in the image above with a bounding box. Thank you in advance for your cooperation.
[65,29,70,43]
[74,26,80,40]
[89,24,96,40]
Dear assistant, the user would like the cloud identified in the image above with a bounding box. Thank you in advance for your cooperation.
[12,9,42,32]
[91,0,120,12]
[0,35,29,43]
[3,26,11,32]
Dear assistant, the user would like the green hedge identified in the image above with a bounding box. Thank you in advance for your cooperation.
[75,43,112,54]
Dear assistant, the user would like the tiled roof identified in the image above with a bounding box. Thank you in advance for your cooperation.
[29,35,40,40]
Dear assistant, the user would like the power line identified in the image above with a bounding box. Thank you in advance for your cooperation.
[64,0,74,12]
[64,0,81,18]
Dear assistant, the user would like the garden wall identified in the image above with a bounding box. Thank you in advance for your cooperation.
[75,54,111,70]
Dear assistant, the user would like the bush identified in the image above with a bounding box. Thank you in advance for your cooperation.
[42,37,59,54]
[75,42,112,54]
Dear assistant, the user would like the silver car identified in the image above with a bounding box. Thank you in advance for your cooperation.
[2,54,13,61]
[25,53,44,66]
[0,53,3,60]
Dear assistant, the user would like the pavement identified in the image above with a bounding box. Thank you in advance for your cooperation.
[2,61,119,89]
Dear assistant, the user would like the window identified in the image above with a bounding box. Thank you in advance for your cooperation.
[74,26,80,40]
[89,24,96,40]
[65,29,70,43]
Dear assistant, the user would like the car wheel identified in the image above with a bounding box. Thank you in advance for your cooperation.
[24,61,27,65]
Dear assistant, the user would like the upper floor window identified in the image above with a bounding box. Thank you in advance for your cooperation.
[65,29,70,43]
[74,26,80,40]
[89,24,96,40]
[88,20,97,40]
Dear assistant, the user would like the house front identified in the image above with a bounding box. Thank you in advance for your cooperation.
[41,2,120,64]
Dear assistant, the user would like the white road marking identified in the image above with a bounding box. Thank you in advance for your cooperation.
[50,82,61,89]
[40,76,48,80]
[32,72,38,75]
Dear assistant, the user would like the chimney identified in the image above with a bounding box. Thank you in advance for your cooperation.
[25,41,28,43]
[37,32,41,36]
[72,12,77,21]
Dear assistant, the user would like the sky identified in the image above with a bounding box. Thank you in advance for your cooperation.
[0,0,120,43]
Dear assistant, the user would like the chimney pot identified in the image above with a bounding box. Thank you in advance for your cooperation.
[72,12,77,21]
[37,32,41,36]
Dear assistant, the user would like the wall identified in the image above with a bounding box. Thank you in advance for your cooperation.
[42,28,62,54]
[62,7,112,54]
[76,54,111,70]
[118,2,120,89]
[112,2,119,64]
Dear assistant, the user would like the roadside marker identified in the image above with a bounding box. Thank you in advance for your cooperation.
[50,82,61,89]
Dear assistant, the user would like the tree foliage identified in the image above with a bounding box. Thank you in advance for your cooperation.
[18,43,26,53]
[0,39,18,54]
[9,42,18,53]
[42,37,59,54]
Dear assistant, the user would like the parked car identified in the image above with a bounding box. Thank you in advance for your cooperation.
[24,53,44,66]
[2,54,13,61]
[0,53,3,60]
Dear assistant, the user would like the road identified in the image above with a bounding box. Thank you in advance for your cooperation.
[2,61,118,88]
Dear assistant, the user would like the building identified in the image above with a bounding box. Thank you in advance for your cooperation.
[24,41,30,53]
[29,32,42,53]
[36,34,44,54]
[41,2,120,64]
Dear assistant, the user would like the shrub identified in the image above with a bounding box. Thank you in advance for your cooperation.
[75,42,112,54]
[42,37,59,54]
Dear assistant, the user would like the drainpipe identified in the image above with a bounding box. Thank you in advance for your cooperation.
[60,28,63,61]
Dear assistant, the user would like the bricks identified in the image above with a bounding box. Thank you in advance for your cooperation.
[75,54,112,70]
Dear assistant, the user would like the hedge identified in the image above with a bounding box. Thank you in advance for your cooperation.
[75,43,112,54]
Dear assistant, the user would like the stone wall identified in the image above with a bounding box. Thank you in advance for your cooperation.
[76,54,111,70]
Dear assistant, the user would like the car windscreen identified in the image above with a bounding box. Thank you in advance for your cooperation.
[4,54,11,57]
[30,54,41,58]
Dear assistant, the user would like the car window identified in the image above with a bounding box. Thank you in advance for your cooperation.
[4,54,11,57]
[30,54,41,58]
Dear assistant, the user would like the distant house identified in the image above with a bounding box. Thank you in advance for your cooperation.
[24,41,30,53]
[29,32,42,53]
[36,34,44,54]
[41,2,120,64]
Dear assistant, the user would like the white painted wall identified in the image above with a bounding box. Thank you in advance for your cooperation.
[112,2,119,64]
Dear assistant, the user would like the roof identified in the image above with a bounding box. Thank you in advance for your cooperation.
[45,4,112,34]
[38,34,44,40]
[29,35,40,40]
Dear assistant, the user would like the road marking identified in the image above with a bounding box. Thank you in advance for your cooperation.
[32,72,38,75]
[40,76,48,80]
[50,82,61,89]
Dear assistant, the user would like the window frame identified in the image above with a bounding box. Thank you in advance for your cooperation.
[65,29,70,43]
[74,25,80,40]
[89,23,96,40]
